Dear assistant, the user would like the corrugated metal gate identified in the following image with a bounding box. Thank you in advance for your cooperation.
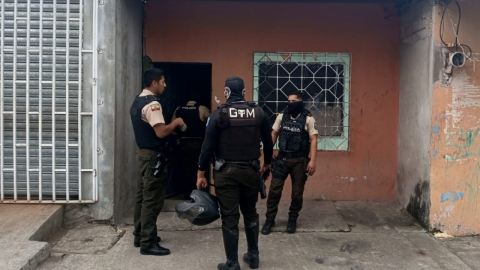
[0,0,98,203]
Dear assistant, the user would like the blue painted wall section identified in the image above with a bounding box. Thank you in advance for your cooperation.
[441,191,465,203]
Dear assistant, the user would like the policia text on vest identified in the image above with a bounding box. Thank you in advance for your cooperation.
[262,90,318,236]
[171,101,211,198]
[172,101,210,138]
[197,76,274,270]
[130,68,186,256]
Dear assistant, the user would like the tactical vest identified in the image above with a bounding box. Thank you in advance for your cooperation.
[278,109,311,154]
[130,95,164,149]
[176,104,206,138]
[216,102,263,161]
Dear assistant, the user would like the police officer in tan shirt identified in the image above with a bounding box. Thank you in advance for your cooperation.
[130,68,185,256]
[272,110,318,137]
[262,90,318,235]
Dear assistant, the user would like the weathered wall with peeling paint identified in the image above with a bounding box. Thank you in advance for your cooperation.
[144,0,400,200]
[113,0,144,224]
[397,0,435,227]
[429,0,480,236]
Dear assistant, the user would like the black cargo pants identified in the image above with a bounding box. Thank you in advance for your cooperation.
[133,149,168,248]
[265,156,309,221]
[214,163,260,230]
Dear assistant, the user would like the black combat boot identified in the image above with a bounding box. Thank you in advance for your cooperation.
[140,243,170,256]
[286,217,297,234]
[243,220,260,269]
[218,226,241,270]
[261,219,275,235]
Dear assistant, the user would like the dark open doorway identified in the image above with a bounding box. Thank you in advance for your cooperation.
[152,62,212,199]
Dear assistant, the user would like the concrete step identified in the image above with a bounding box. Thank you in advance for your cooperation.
[0,241,50,270]
[0,204,64,270]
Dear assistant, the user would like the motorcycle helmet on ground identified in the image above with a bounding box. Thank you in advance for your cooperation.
[175,189,220,226]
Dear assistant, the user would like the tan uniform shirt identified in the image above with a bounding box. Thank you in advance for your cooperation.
[171,101,210,122]
[272,113,318,136]
[139,89,165,127]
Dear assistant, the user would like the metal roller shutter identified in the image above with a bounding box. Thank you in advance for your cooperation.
[1,0,97,203]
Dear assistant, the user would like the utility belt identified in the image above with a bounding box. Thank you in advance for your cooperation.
[140,147,164,152]
[214,158,260,171]
[271,151,308,180]
[142,140,175,154]
[278,151,308,159]
[179,137,203,141]
[140,146,170,177]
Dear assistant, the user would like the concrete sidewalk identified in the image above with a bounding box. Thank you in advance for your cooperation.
[0,204,64,270]
[36,201,480,270]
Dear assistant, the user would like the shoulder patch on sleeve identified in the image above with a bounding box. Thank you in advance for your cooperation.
[150,104,161,111]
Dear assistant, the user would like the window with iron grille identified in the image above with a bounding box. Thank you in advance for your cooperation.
[253,52,350,151]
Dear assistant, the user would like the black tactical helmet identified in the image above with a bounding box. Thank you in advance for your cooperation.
[175,190,220,226]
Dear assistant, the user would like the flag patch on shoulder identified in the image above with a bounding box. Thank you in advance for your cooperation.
[150,104,161,111]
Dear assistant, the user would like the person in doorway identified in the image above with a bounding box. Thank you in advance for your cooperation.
[261,90,318,235]
[130,68,185,256]
[196,76,274,270]
[171,99,210,197]
[171,99,210,128]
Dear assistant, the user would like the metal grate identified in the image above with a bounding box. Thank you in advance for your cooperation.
[253,52,350,151]
[0,0,98,203]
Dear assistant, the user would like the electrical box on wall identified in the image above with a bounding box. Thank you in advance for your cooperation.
[449,52,466,68]
[439,0,474,86]
[442,49,467,86]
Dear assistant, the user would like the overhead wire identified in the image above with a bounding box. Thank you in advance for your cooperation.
[440,0,475,60]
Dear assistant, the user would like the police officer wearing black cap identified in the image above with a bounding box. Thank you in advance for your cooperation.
[197,76,274,270]
[130,68,185,256]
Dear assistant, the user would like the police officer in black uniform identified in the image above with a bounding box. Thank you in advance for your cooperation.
[172,100,210,137]
[172,100,210,197]
[130,68,185,256]
[197,76,274,270]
